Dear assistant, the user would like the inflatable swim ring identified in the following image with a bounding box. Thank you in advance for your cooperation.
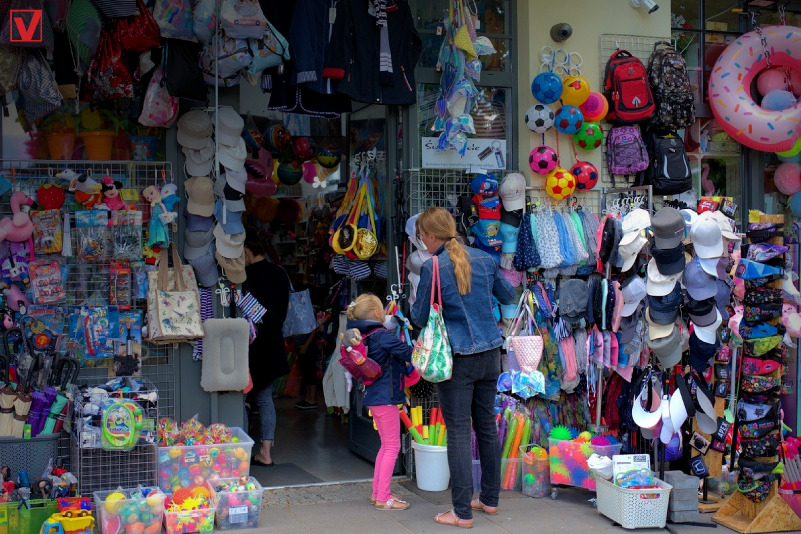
[708,25,801,153]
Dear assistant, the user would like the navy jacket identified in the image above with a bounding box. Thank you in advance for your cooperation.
[347,319,412,406]
[412,245,516,355]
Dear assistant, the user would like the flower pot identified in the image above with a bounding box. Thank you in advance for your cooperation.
[79,130,115,160]
[45,132,76,160]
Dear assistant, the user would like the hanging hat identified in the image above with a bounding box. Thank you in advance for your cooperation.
[499,172,526,212]
[691,218,724,259]
[651,207,685,249]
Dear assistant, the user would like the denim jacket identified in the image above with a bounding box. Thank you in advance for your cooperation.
[411,244,516,355]
[347,320,413,406]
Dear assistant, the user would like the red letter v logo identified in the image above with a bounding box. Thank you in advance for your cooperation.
[11,10,42,43]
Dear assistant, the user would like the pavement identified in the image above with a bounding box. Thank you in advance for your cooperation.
[255,479,734,533]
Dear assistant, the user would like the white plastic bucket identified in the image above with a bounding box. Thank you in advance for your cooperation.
[412,442,450,491]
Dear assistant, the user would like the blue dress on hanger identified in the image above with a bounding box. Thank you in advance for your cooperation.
[147,203,171,247]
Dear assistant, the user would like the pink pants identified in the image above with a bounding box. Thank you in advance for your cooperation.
[369,404,401,502]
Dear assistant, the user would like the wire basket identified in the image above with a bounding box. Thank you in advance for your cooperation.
[595,476,672,529]
[70,434,158,497]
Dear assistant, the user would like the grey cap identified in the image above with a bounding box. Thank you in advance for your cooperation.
[559,279,589,320]
[651,207,686,249]
[647,325,682,369]
[682,256,718,300]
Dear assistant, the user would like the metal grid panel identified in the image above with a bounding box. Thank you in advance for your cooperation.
[409,169,470,217]
[597,34,674,189]
[0,160,177,420]
[70,436,157,497]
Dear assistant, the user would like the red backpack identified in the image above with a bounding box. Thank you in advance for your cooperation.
[603,50,655,124]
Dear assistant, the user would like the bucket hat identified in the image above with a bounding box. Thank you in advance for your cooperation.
[213,106,245,147]
[651,207,685,249]
[647,325,682,368]
[499,173,526,212]
[621,276,646,317]
[177,110,213,150]
[646,258,681,296]
[691,218,724,259]
[215,250,246,284]
[185,176,215,217]
[213,224,245,259]
[683,256,718,300]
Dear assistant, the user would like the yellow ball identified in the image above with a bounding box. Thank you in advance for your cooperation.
[561,75,590,106]
[105,492,127,514]
[545,168,576,201]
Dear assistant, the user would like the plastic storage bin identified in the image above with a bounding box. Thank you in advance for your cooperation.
[521,456,550,498]
[595,476,672,529]
[164,508,215,534]
[94,487,165,534]
[0,499,58,534]
[211,477,263,530]
[0,433,60,481]
[500,458,522,491]
[158,427,254,494]
[548,438,622,491]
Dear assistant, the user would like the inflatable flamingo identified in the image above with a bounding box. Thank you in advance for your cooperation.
[0,192,34,243]
[701,163,715,195]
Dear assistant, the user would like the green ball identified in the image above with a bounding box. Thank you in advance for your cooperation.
[573,121,604,151]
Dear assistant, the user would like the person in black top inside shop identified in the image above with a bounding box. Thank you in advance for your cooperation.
[243,225,290,467]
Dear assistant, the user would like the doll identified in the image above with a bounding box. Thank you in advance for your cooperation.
[100,176,126,211]
[142,186,175,248]
[160,183,180,216]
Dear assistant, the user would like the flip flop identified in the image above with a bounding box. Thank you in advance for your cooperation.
[251,459,275,467]
[434,510,473,529]
[470,498,498,515]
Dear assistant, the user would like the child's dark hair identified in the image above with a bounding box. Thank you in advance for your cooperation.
[244,225,267,256]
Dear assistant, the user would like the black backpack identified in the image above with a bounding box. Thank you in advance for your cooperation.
[641,130,692,196]
[647,42,695,132]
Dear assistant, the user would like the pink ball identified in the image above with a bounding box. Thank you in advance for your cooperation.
[757,68,789,97]
[774,162,801,195]
[302,161,317,183]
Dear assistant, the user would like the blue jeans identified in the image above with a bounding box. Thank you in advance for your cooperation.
[436,348,501,520]
[256,383,276,442]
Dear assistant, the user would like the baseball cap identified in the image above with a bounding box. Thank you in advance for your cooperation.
[215,250,246,284]
[559,279,588,321]
[659,397,674,444]
[646,308,674,341]
[213,199,245,235]
[682,256,718,300]
[499,173,526,211]
[184,205,214,232]
[689,332,718,374]
[473,194,501,220]
[647,284,682,324]
[687,297,717,327]
[651,240,685,276]
[618,233,648,272]
[697,256,721,277]
[177,110,213,150]
[692,308,722,344]
[187,241,219,287]
[472,219,502,247]
[470,173,499,195]
[184,227,214,260]
[698,210,739,241]
[212,106,245,147]
[474,240,501,263]
[618,208,651,247]
[185,176,215,217]
[183,138,215,176]
[499,222,519,254]
[218,137,247,172]
[224,166,247,194]
[714,279,731,322]
[620,306,643,343]
[632,374,663,430]
[647,325,682,368]
[621,276,646,317]
[651,207,686,249]
[213,224,245,259]
[646,258,681,296]
[691,218,723,259]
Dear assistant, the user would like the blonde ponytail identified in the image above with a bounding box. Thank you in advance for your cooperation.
[347,293,384,321]
[416,207,472,296]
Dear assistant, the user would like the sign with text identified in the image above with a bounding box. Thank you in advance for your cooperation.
[421,137,507,170]
[10,10,42,43]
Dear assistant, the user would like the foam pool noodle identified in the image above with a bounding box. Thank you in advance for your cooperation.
[400,410,426,444]
[501,414,519,460]
[550,425,571,442]
[503,414,526,489]
[519,417,532,453]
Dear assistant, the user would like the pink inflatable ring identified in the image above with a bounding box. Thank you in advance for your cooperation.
[709,25,801,153]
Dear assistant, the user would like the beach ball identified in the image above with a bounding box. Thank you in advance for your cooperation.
[554,105,583,134]
[762,89,797,111]
[292,137,316,161]
[757,68,789,97]
[561,75,590,106]
[529,145,559,175]
[775,162,801,195]
[574,121,603,150]
[277,159,303,185]
[571,161,599,191]
[525,104,555,133]
[545,168,576,200]
[265,125,292,153]
[316,145,341,168]
[531,71,563,104]
[580,91,608,121]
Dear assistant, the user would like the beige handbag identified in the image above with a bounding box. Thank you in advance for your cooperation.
[147,244,204,343]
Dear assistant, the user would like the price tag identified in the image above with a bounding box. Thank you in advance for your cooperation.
[436,25,443,35]
[228,505,248,524]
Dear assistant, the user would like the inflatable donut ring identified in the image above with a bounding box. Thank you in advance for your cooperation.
[708,25,801,153]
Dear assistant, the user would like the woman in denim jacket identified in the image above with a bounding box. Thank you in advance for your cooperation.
[411,207,516,528]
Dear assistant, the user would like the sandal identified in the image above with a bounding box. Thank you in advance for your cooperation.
[370,494,401,504]
[374,497,410,510]
[470,498,498,515]
[434,510,474,529]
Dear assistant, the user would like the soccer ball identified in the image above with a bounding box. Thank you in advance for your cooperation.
[524,104,555,133]
[571,161,599,191]
[554,105,584,135]
[528,145,559,175]
[531,72,563,104]
[574,121,604,150]
[561,75,591,106]
[545,168,576,200]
